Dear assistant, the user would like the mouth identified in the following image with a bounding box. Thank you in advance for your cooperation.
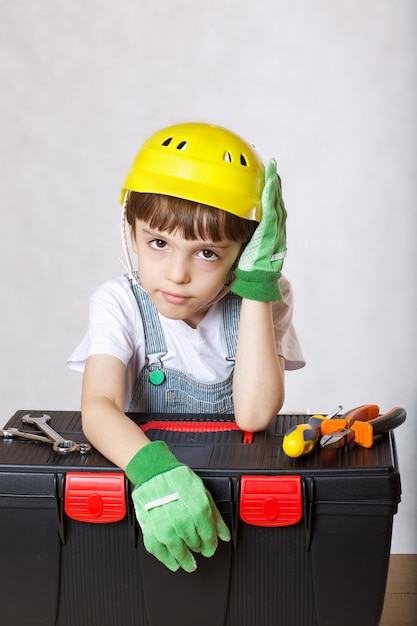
[161,291,191,305]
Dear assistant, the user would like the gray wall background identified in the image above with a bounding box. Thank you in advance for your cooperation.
[1,0,415,552]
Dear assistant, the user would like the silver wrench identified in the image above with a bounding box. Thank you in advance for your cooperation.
[1,427,54,444]
[0,427,87,454]
[19,413,91,455]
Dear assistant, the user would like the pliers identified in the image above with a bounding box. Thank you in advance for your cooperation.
[319,405,406,449]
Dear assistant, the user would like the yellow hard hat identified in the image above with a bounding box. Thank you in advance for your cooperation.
[120,122,265,221]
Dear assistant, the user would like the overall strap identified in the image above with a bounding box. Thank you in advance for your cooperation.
[128,275,167,356]
[221,292,241,361]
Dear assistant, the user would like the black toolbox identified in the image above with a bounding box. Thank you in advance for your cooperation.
[0,410,402,626]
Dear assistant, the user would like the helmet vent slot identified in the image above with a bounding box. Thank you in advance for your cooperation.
[222,152,248,166]
[176,141,187,150]
[162,137,172,146]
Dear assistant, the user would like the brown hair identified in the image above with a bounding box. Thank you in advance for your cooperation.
[126,192,257,243]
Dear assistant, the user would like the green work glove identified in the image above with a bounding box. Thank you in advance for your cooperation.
[126,441,231,573]
[231,158,287,302]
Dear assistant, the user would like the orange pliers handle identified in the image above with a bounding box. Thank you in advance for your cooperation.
[320,406,406,449]
[320,404,379,437]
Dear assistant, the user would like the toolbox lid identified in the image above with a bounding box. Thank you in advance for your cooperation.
[0,411,402,507]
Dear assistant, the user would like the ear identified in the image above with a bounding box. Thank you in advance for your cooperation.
[130,225,138,253]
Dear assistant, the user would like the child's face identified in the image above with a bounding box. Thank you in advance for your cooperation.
[132,219,241,328]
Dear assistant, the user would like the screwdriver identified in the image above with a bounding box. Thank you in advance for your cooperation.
[282,405,343,458]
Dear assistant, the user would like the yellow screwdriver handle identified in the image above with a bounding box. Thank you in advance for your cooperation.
[282,415,325,458]
[282,407,342,458]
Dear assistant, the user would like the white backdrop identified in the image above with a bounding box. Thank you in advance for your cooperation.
[1,0,415,552]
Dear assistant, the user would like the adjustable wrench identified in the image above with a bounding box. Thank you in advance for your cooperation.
[19,413,91,455]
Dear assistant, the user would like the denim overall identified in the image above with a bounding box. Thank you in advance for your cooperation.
[127,278,241,414]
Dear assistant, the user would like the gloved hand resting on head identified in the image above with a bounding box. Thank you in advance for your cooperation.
[231,158,287,302]
[126,440,231,573]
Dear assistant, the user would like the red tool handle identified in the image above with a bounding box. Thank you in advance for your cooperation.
[139,420,254,443]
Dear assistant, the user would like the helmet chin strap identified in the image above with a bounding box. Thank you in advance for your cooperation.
[120,191,142,288]
[204,270,236,307]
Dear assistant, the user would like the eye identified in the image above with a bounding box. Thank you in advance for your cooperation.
[149,238,168,250]
[198,249,219,261]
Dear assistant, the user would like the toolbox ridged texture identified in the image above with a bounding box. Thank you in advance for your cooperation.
[0,410,402,626]
[56,519,149,626]
[226,522,317,626]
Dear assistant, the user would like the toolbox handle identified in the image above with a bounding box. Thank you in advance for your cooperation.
[139,420,253,443]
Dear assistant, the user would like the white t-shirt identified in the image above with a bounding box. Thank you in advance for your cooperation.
[67,274,305,409]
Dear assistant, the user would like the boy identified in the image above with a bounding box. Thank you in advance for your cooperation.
[67,122,304,573]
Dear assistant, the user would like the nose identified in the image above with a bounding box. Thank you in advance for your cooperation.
[165,253,191,284]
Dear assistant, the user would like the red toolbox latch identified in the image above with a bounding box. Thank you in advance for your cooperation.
[64,472,126,523]
[239,475,302,527]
